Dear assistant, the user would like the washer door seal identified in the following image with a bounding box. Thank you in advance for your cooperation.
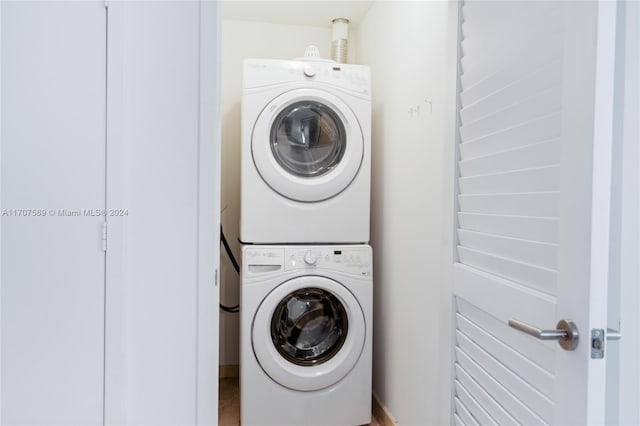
[252,276,366,391]
[252,88,364,202]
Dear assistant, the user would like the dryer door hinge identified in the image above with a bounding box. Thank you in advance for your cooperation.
[102,221,108,252]
[214,268,219,287]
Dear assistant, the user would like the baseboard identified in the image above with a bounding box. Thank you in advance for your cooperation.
[372,393,397,426]
[219,364,239,378]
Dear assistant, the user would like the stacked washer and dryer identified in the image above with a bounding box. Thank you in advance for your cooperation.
[239,50,373,426]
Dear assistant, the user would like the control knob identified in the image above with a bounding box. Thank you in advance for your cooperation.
[303,66,316,78]
[303,251,317,265]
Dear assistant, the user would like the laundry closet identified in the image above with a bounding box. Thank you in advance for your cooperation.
[220,1,639,426]
[219,2,451,425]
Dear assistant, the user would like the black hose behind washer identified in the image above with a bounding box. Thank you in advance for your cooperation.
[220,225,239,313]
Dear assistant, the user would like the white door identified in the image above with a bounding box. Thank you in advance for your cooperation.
[103,2,220,424]
[451,1,617,424]
[1,2,107,424]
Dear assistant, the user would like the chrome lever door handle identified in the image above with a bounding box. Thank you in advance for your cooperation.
[508,319,579,351]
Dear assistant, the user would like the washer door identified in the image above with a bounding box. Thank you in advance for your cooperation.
[252,88,364,202]
[252,276,366,391]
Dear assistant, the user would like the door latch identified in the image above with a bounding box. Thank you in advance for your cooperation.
[591,328,622,359]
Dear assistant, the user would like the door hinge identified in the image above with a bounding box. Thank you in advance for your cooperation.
[102,222,107,252]
[214,268,219,287]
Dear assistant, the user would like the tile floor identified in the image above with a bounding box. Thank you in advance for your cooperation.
[219,377,383,426]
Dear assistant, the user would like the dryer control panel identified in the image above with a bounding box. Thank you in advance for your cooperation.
[243,58,371,97]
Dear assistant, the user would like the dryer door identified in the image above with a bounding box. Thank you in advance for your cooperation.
[252,276,366,391]
[252,88,364,202]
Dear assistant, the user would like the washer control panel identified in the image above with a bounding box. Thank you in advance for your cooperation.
[243,246,372,277]
[285,246,371,276]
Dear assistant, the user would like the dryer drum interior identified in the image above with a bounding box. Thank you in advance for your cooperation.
[270,101,347,177]
[270,287,349,366]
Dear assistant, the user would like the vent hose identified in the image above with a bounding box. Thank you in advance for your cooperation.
[331,18,349,63]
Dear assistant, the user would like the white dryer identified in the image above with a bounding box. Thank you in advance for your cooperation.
[240,245,372,426]
[240,58,371,244]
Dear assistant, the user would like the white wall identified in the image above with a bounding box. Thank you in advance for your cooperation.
[356,2,451,424]
[219,19,356,365]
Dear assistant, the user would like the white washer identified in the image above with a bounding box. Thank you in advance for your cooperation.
[240,245,372,426]
[240,58,371,244]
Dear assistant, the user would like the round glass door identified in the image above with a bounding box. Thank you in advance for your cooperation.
[271,287,348,366]
[252,276,365,391]
[251,89,364,202]
[270,101,346,178]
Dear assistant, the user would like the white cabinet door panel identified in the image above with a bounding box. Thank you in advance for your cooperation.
[104,2,220,425]
[1,2,106,424]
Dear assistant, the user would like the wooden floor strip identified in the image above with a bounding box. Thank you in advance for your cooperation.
[372,393,397,426]
[219,364,239,379]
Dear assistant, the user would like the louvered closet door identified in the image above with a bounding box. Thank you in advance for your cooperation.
[452,1,617,425]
